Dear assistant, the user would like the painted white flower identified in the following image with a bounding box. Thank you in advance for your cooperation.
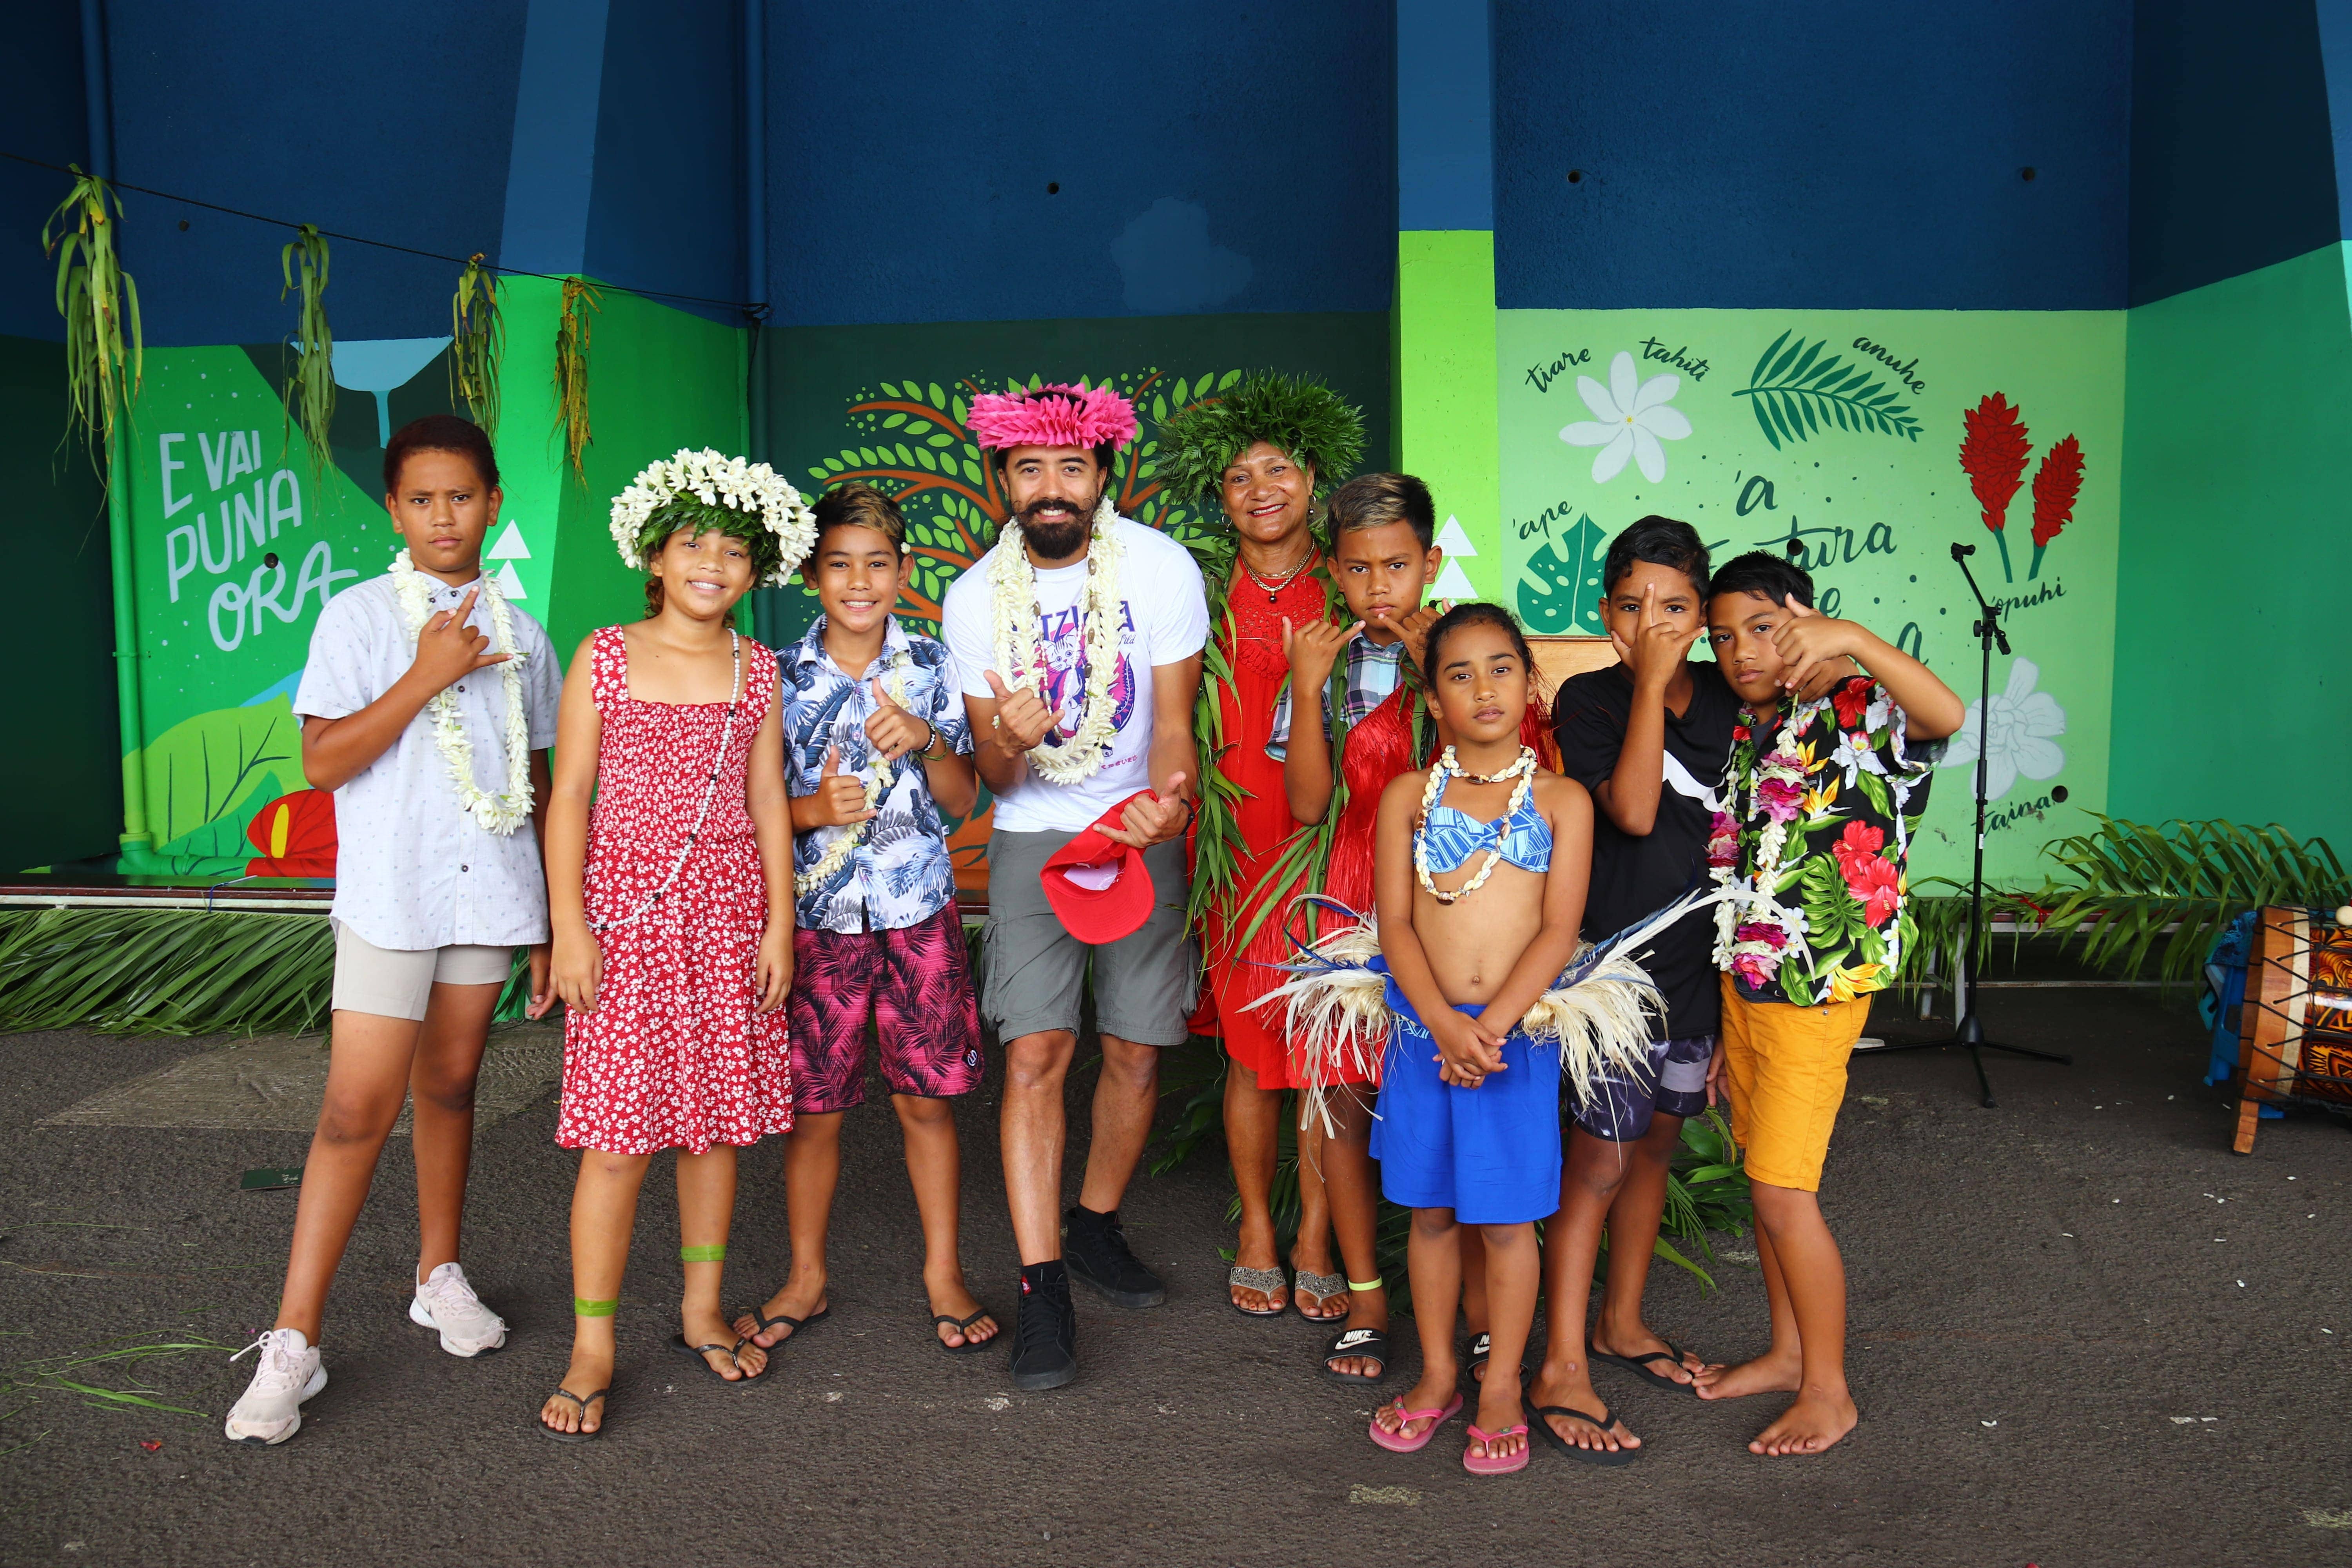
[1941,655,2066,801]
[1561,351,1693,483]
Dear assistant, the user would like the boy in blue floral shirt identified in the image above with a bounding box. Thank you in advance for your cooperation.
[732,483,999,1356]
[1690,550,1962,1459]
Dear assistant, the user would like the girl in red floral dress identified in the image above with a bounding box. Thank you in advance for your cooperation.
[535,449,815,1440]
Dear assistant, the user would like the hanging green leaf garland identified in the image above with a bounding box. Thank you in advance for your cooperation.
[278,224,335,474]
[554,277,602,485]
[40,165,144,461]
[449,253,502,436]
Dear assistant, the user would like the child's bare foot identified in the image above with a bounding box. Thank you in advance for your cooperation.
[539,1347,613,1436]
[686,1307,766,1380]
[1591,1319,1703,1386]
[734,1277,826,1349]
[1527,1356,1640,1455]
[1371,1371,1457,1445]
[1691,1348,1801,1401]
[925,1275,998,1349]
[1750,1387,1857,1455]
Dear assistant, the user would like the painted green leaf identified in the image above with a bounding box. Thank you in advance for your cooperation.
[1736,332,1924,447]
[963,459,982,484]
[915,448,936,472]
[927,383,947,408]
[882,412,906,429]
[136,697,307,851]
[1516,512,1610,634]
[878,381,900,398]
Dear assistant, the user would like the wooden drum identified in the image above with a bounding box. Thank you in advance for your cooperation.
[2232,907,2352,1153]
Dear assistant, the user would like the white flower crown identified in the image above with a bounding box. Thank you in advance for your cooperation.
[608,447,817,587]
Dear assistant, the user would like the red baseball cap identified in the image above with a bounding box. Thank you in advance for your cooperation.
[1040,792,1160,944]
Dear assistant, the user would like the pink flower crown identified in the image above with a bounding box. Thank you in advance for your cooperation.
[966,383,1139,453]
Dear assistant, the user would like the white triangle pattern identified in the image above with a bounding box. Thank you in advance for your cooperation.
[1432,558,1478,600]
[494,562,528,600]
[1434,515,1478,557]
[487,519,532,561]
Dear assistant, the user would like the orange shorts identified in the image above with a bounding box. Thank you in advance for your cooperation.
[1718,976,1871,1192]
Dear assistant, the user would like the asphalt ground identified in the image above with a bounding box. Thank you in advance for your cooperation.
[0,989,2346,1568]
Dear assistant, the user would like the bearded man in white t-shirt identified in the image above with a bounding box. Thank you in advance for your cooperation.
[941,383,1208,1392]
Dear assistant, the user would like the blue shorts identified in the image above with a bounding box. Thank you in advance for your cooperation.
[1368,975,1562,1225]
[1570,1033,1716,1142]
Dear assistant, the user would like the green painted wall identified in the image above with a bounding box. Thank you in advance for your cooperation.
[1499,308,2127,887]
[1396,232,1502,602]
[2112,243,2352,849]
[0,335,118,871]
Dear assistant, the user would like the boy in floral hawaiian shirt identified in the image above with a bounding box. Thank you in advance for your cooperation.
[1689,551,1963,1460]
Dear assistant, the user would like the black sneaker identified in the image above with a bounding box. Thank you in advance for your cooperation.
[1009,1272,1078,1392]
[1062,1206,1166,1308]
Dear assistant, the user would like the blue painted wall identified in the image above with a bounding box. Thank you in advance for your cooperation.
[583,0,746,319]
[0,7,92,341]
[1493,1,2135,311]
[762,0,1396,327]
[94,0,529,345]
[2129,0,2344,305]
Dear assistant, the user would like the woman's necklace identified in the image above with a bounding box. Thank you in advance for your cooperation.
[1237,540,1318,603]
[591,632,741,934]
[1412,744,1538,905]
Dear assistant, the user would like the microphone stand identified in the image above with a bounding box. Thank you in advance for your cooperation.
[1864,542,2071,1106]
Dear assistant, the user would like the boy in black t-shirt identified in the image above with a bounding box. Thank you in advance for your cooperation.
[1528,519,1862,1463]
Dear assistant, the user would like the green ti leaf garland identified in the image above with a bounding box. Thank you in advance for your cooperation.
[554,278,602,486]
[449,254,502,437]
[40,165,143,464]
[278,225,335,477]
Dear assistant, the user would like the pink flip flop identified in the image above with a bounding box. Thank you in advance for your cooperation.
[1368,1392,1464,1453]
[1464,1422,1531,1475]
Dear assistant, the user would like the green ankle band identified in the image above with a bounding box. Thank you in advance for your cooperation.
[678,1244,726,1264]
[1348,1277,1383,1293]
[573,1297,618,1318]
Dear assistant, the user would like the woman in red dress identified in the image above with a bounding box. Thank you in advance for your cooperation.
[1160,376,1366,1323]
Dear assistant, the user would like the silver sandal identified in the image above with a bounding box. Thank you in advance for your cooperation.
[1292,1269,1348,1319]
[1228,1264,1288,1318]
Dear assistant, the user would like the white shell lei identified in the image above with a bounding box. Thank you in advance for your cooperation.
[608,447,816,586]
[793,651,911,897]
[1412,745,1539,904]
[989,497,1125,786]
[389,550,532,836]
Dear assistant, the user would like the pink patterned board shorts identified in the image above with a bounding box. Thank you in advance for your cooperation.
[786,904,984,1114]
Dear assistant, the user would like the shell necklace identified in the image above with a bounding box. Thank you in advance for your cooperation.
[793,648,912,897]
[1412,744,1538,905]
[1237,541,1318,604]
[591,632,741,934]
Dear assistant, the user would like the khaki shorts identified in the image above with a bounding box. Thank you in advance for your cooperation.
[331,919,514,1022]
[980,830,1197,1047]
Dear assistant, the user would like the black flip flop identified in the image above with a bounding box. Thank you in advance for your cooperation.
[1466,1332,1528,1389]
[1593,1340,1700,1392]
[536,1386,607,1442]
[1533,1403,1641,1466]
[1320,1325,1390,1384]
[931,1307,998,1356]
[673,1334,764,1382]
[733,1303,828,1349]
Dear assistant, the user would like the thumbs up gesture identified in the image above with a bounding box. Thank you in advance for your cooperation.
[805,745,878,828]
[982,668,1054,754]
[1096,770,1192,849]
[864,674,932,761]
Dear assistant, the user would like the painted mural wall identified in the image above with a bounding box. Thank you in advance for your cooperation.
[1500,309,2126,887]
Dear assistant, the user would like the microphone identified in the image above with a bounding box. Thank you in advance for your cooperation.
[1951,543,1975,561]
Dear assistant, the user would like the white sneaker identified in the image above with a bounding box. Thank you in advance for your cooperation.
[223,1328,327,1446]
[408,1262,508,1357]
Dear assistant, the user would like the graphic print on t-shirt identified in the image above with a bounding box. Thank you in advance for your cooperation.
[1033,601,1138,743]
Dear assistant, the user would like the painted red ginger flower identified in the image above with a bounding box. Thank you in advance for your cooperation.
[1960,393,2031,581]
[2029,434,2083,581]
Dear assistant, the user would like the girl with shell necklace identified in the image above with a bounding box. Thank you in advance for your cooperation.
[1366,604,1594,1478]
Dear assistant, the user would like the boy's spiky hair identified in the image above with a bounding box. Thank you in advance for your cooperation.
[1708,550,1814,610]
[1154,371,1367,508]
